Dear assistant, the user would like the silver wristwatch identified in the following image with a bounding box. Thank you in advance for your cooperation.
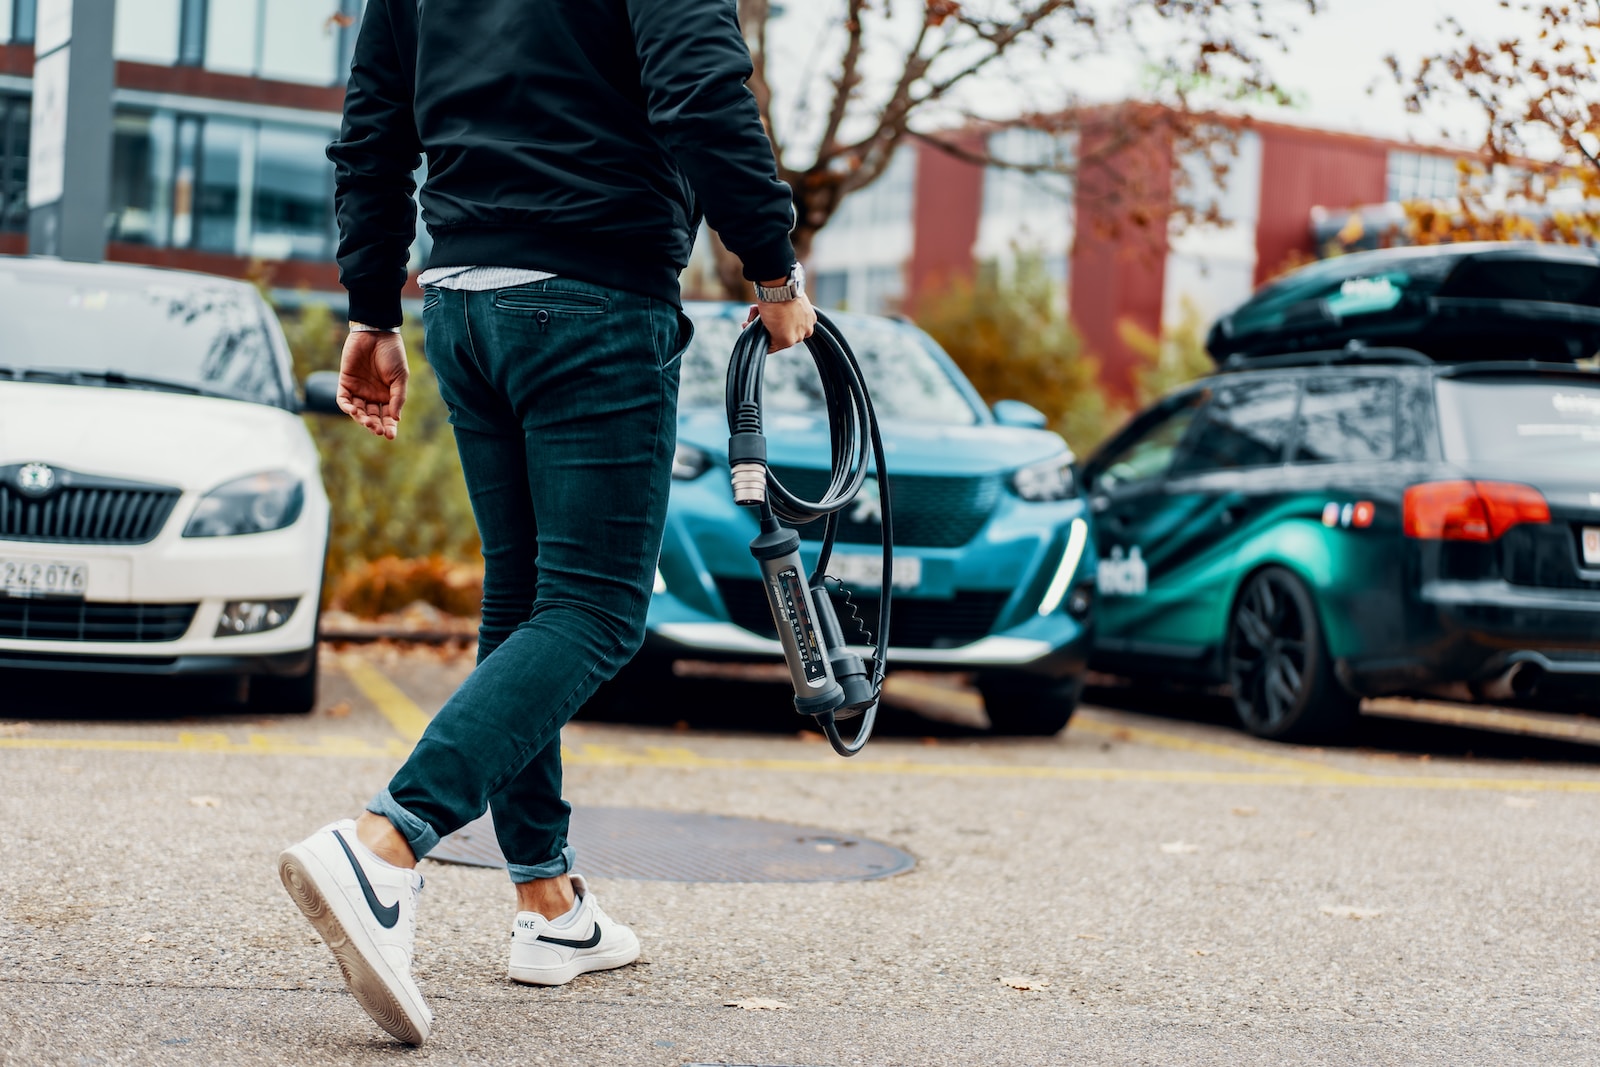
[755,263,806,303]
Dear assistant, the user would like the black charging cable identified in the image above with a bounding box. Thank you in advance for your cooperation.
[725,310,893,757]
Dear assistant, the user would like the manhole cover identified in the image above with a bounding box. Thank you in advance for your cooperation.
[429,807,914,883]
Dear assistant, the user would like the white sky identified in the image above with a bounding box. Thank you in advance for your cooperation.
[764,0,1548,162]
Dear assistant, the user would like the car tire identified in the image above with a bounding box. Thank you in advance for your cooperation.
[977,672,1082,736]
[247,640,319,715]
[1226,566,1356,743]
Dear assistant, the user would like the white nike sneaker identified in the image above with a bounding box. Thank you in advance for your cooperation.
[277,819,432,1045]
[507,874,640,986]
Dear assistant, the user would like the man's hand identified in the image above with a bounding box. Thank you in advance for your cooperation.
[337,329,409,440]
[746,287,817,350]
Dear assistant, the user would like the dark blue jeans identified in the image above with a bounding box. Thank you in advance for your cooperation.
[369,277,685,882]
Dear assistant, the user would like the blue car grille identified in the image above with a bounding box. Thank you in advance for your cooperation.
[767,466,1000,548]
[714,578,1008,649]
[0,600,198,643]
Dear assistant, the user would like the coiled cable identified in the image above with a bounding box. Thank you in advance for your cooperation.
[725,310,893,756]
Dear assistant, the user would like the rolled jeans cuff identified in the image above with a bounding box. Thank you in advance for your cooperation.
[367,789,441,859]
[507,844,576,884]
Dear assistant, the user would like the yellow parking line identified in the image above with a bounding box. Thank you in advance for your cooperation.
[1071,713,1350,778]
[559,741,1600,793]
[885,674,1348,778]
[4,728,1599,793]
[7,663,1600,795]
[340,654,433,743]
[0,732,412,759]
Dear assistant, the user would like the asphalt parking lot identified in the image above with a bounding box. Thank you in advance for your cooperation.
[4,646,1600,1066]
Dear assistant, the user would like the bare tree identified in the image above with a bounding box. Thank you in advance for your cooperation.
[706,0,1318,298]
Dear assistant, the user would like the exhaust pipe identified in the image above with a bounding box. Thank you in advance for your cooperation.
[1478,662,1545,704]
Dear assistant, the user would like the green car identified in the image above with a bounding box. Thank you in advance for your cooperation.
[1082,243,1600,741]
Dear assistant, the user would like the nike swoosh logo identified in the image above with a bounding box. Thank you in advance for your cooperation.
[333,830,401,930]
[537,922,602,950]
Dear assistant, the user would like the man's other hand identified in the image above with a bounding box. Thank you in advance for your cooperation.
[748,289,817,350]
[337,330,410,440]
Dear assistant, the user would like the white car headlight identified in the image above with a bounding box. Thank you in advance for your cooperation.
[1011,455,1076,502]
[183,471,305,537]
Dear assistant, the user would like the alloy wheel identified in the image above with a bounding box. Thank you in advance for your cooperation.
[1228,569,1312,733]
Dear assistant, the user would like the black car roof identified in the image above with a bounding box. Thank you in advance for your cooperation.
[1208,243,1600,365]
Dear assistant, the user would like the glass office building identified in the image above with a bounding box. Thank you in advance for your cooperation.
[0,0,362,278]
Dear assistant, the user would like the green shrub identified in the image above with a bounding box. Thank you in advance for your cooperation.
[913,254,1129,453]
[277,302,480,594]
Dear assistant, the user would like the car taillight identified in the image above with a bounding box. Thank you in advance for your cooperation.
[1403,480,1550,542]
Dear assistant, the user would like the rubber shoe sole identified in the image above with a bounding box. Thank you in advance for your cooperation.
[278,845,430,1045]
[508,939,640,987]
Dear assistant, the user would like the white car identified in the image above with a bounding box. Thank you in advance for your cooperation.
[0,256,339,712]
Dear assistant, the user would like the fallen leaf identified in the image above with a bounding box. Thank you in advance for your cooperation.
[725,998,788,1011]
[1191,949,1211,956]
[136,935,155,944]
[1231,806,1258,817]
[1296,830,1316,839]
[1320,906,1382,920]
[324,701,352,719]
[1503,796,1537,809]
[999,976,1049,991]
[1074,933,1104,941]
[0,722,31,737]
[1160,841,1200,854]
[188,796,221,809]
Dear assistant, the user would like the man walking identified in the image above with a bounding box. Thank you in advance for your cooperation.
[278,0,815,1045]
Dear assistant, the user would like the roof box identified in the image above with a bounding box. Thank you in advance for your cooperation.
[1207,243,1600,364]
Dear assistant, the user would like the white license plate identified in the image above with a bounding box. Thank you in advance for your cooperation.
[830,553,921,590]
[0,558,88,599]
[1584,527,1600,568]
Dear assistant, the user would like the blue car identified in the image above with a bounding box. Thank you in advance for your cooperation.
[616,302,1097,735]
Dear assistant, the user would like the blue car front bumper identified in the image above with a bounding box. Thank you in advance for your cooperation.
[643,475,1095,679]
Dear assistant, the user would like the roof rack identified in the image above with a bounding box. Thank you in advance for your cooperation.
[1217,343,1434,374]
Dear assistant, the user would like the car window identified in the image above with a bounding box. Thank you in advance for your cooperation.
[1437,376,1600,466]
[1171,379,1298,475]
[0,270,286,406]
[1293,377,1397,464]
[1094,394,1205,492]
[677,312,979,426]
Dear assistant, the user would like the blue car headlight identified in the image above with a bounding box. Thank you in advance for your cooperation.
[1011,455,1076,502]
[672,443,711,481]
[183,471,305,537]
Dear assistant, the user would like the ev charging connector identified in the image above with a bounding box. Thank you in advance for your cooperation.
[724,312,893,756]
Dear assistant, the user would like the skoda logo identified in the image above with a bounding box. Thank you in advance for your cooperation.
[851,478,883,525]
[16,463,56,498]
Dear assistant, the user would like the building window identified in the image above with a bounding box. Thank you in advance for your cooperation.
[177,0,207,65]
[812,270,848,311]
[829,146,917,230]
[107,105,335,260]
[252,123,333,258]
[0,93,27,233]
[981,128,1073,231]
[10,0,37,43]
[1387,151,1464,203]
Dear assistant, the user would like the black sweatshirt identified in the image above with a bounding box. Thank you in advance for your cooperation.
[329,0,797,327]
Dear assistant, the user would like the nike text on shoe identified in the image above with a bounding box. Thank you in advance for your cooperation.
[278,819,432,1045]
[508,874,641,987]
